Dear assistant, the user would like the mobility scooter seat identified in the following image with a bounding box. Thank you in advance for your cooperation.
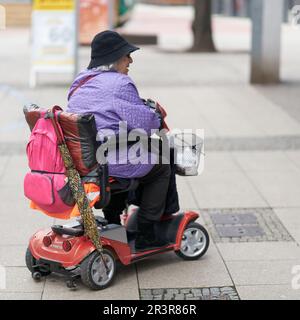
[51,216,109,237]
[51,224,84,237]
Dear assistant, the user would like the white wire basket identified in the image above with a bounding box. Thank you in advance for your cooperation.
[169,132,204,176]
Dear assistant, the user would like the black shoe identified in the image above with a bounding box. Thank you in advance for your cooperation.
[135,221,168,252]
[103,212,121,225]
[135,236,167,251]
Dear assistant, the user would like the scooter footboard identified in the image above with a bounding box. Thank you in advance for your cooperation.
[126,211,199,246]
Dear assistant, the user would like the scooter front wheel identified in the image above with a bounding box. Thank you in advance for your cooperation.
[80,249,116,290]
[175,222,209,260]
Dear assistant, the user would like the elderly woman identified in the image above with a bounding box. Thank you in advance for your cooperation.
[67,30,171,251]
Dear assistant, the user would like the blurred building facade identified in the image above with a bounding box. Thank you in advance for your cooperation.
[140,0,300,22]
[1,0,32,27]
[1,0,134,28]
[3,0,300,27]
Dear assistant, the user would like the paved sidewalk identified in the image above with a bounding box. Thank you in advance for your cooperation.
[1,4,300,300]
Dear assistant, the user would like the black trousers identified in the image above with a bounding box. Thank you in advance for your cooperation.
[103,191,128,225]
[103,164,171,224]
[136,163,171,223]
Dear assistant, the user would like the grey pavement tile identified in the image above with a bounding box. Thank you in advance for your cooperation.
[0,156,9,180]
[218,85,300,136]
[186,171,268,208]
[0,124,29,145]
[36,87,68,110]
[255,82,300,124]
[137,242,232,289]
[0,292,42,300]
[233,151,300,172]
[139,86,218,137]
[217,242,300,261]
[0,93,28,126]
[176,176,198,210]
[0,183,46,212]
[244,171,300,207]
[201,151,241,173]
[0,201,52,246]
[275,208,300,245]
[236,285,300,300]
[42,265,139,300]
[0,267,45,293]
[189,91,266,138]
[201,207,293,243]
[0,155,28,187]
[205,135,300,152]
[0,245,27,267]
[285,151,300,171]
[226,260,300,286]
[195,213,206,226]
[0,91,30,145]
[133,49,247,86]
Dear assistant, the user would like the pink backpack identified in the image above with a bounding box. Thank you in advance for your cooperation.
[24,111,75,213]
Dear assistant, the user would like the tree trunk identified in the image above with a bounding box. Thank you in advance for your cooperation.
[190,0,216,52]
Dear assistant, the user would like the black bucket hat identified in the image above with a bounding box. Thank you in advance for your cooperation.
[87,30,140,69]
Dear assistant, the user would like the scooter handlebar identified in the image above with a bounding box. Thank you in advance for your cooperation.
[144,98,169,131]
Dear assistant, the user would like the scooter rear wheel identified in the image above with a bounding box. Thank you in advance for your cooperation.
[80,249,116,290]
[175,222,209,260]
[25,247,51,276]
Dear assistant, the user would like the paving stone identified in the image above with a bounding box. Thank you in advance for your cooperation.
[180,288,191,294]
[141,296,153,300]
[205,136,300,151]
[219,295,231,300]
[202,288,210,296]
[193,292,203,297]
[191,288,202,295]
[211,213,258,225]
[152,289,164,295]
[167,289,179,294]
[221,286,235,292]
[202,208,293,243]
[174,294,185,300]
[140,289,152,295]
[186,297,201,300]
[163,294,174,300]
[210,287,221,295]
[216,225,265,237]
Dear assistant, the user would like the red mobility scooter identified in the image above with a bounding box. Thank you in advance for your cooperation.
[26,205,209,290]
[25,103,209,290]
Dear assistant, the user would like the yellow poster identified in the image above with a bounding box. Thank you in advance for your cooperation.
[30,0,77,87]
[33,0,74,11]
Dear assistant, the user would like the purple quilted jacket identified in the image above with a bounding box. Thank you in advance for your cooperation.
[67,69,161,178]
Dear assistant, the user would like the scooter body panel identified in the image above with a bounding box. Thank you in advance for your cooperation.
[29,225,132,267]
[29,211,200,269]
[30,229,95,268]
